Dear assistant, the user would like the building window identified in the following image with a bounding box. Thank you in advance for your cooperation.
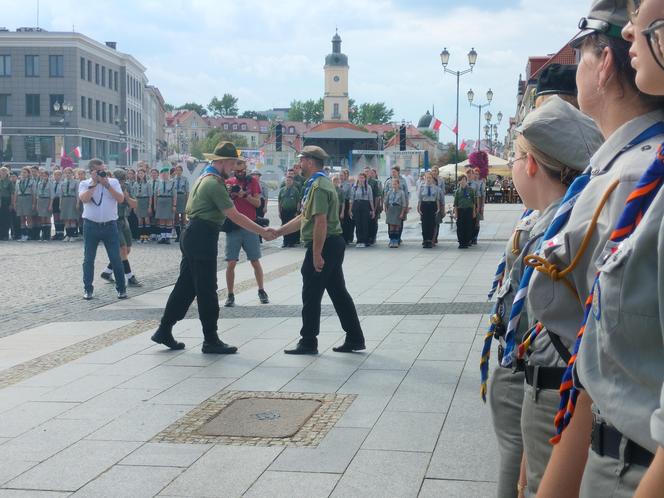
[288,126,295,134]
[0,94,10,116]
[251,136,256,145]
[81,96,86,118]
[108,68,112,89]
[232,123,238,131]
[24,136,54,162]
[101,65,106,87]
[49,55,64,77]
[241,123,247,131]
[108,103,113,123]
[81,137,93,159]
[223,123,229,130]
[95,63,99,84]
[87,60,92,81]
[25,94,40,116]
[25,55,39,77]
[114,105,119,120]
[87,98,92,120]
[95,100,100,121]
[333,103,339,118]
[96,139,107,160]
[49,94,64,116]
[102,102,106,122]
[0,55,11,76]
[80,57,85,79]
[114,72,118,91]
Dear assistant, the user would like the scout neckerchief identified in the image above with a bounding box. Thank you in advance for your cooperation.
[136,180,147,196]
[552,142,664,444]
[53,180,60,196]
[158,179,173,196]
[176,176,181,193]
[38,179,49,197]
[301,171,326,206]
[19,178,31,196]
[500,174,591,369]
[479,209,534,401]
[388,189,401,205]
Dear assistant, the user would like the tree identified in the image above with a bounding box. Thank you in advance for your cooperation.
[287,99,324,122]
[440,142,468,164]
[190,129,248,159]
[208,94,239,117]
[240,110,268,120]
[164,103,175,112]
[348,98,357,123]
[177,102,208,117]
[420,129,438,141]
[352,102,394,125]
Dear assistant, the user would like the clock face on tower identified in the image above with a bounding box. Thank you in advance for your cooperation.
[333,75,340,82]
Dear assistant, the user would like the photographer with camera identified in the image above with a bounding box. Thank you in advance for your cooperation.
[223,162,269,307]
[78,158,127,300]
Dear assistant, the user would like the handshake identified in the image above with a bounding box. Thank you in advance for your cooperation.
[260,226,283,242]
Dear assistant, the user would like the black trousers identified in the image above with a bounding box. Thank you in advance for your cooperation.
[300,235,363,346]
[353,200,370,244]
[10,208,20,240]
[368,201,380,243]
[473,215,480,242]
[128,209,139,239]
[341,201,354,243]
[160,219,221,340]
[420,201,436,242]
[280,209,299,245]
[456,207,474,247]
[0,198,10,240]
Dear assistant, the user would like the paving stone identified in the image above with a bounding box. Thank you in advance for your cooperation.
[228,366,302,392]
[0,387,53,414]
[418,478,497,497]
[17,363,102,388]
[160,445,283,497]
[335,395,392,429]
[386,361,460,413]
[0,402,75,438]
[331,449,430,498]
[338,369,406,397]
[56,387,157,424]
[418,339,472,362]
[270,427,369,473]
[362,411,444,452]
[120,442,212,467]
[244,471,340,498]
[149,377,234,405]
[6,440,141,491]
[0,459,39,487]
[0,491,70,497]
[71,464,182,498]
[39,373,134,403]
[119,365,202,391]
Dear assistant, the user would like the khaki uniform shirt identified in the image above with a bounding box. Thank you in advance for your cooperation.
[0,177,14,199]
[528,110,664,347]
[300,175,342,242]
[185,174,234,225]
[453,187,475,209]
[577,179,664,453]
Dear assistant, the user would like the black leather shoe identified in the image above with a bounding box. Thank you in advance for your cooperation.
[100,272,114,283]
[333,342,366,353]
[151,328,185,350]
[202,340,238,354]
[284,343,318,355]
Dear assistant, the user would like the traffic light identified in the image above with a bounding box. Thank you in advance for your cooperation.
[399,124,406,151]
[276,124,283,152]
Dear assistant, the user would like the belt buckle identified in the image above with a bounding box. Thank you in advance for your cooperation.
[531,365,540,402]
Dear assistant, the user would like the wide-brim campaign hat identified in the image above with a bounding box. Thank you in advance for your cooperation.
[516,96,604,171]
[203,142,246,163]
[297,145,330,161]
[570,0,629,48]
[535,64,577,97]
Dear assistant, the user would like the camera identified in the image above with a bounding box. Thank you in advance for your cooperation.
[97,171,107,178]
[230,184,241,194]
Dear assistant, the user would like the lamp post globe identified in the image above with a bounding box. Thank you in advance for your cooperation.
[497,111,503,124]
[486,88,493,103]
[485,110,492,123]
[440,48,450,67]
[468,48,478,67]
[467,88,475,104]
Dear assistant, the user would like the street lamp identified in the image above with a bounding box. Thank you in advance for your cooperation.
[468,88,492,152]
[484,111,503,155]
[53,101,74,164]
[440,47,477,184]
[115,118,128,165]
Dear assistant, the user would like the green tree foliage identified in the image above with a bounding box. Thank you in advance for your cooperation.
[287,99,324,122]
[177,102,208,117]
[190,129,248,159]
[208,94,239,117]
[240,110,268,120]
[164,103,175,112]
[352,102,394,125]
[440,142,468,164]
[420,129,438,141]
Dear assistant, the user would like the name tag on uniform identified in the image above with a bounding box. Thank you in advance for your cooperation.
[544,235,562,249]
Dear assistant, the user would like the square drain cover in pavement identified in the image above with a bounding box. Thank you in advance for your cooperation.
[199,398,322,438]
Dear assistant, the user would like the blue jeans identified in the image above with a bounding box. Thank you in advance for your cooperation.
[82,219,125,293]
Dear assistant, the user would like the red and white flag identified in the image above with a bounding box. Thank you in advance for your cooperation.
[428,117,442,132]
[460,140,468,152]
[452,122,459,135]
[72,146,81,159]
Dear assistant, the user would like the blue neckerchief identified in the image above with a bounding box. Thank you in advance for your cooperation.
[302,171,326,205]
[201,164,222,178]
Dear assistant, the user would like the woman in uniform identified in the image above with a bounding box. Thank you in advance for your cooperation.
[148,167,159,241]
[173,164,189,242]
[35,168,52,241]
[385,177,407,248]
[349,172,374,248]
[14,167,35,241]
[340,169,354,244]
[417,171,442,248]
[430,166,446,245]
[153,166,176,244]
[60,167,79,242]
[51,168,64,240]
[453,175,475,249]
[526,2,664,496]
[126,168,139,241]
[132,167,152,243]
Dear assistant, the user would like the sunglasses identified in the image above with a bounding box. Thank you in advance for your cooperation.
[643,19,664,71]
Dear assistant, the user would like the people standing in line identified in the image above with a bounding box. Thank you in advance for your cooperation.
[0,166,14,241]
[132,168,153,243]
[340,168,355,244]
[430,166,446,245]
[153,167,176,244]
[384,166,410,244]
[278,174,301,248]
[14,167,35,242]
[349,172,374,248]
[8,172,20,240]
[78,158,127,300]
[366,167,383,245]
[527,2,664,495]
[35,168,53,242]
[418,171,443,248]
[29,165,40,241]
[224,162,269,308]
[385,177,408,248]
[273,146,365,355]
[333,174,345,224]
[148,167,159,241]
[173,164,189,242]
[453,175,475,249]
[126,168,139,241]
[60,167,80,242]
[151,142,275,354]
[51,168,64,240]
[468,151,488,245]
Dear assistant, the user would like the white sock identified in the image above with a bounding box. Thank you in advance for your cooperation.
[125,272,134,280]
[102,268,112,275]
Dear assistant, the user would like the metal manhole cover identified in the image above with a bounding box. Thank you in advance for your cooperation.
[199,398,322,438]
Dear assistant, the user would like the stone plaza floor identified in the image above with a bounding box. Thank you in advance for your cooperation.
[0,202,524,497]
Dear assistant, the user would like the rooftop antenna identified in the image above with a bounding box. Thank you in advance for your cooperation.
[36,0,39,27]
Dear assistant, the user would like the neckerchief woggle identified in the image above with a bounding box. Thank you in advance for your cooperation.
[553,139,664,444]
[302,171,327,206]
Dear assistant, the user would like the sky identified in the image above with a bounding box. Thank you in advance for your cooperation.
[2,0,589,144]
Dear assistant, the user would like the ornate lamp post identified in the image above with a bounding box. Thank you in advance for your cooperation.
[484,110,503,155]
[468,88,492,152]
[53,100,73,163]
[440,47,477,184]
[115,118,128,165]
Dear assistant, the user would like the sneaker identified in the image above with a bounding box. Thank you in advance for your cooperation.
[117,291,128,299]
[224,294,235,307]
[258,289,269,304]
[127,276,142,287]
[202,340,238,354]
[83,291,93,300]
[100,272,114,283]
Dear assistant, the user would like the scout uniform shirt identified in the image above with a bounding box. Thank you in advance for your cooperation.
[278,185,300,213]
[186,174,234,226]
[453,186,475,209]
[174,175,189,196]
[350,184,373,202]
[0,176,14,203]
[50,177,62,200]
[577,184,664,454]
[300,175,342,243]
[418,184,442,202]
[528,110,664,345]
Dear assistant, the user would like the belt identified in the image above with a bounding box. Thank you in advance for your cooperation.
[524,365,565,390]
[495,344,525,372]
[186,218,220,231]
[591,417,654,467]
[304,234,342,248]
[83,219,116,226]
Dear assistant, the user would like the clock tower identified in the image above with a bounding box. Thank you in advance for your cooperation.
[323,31,349,122]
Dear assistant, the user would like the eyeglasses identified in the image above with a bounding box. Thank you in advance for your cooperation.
[643,19,664,71]
[507,155,527,169]
[627,0,641,22]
